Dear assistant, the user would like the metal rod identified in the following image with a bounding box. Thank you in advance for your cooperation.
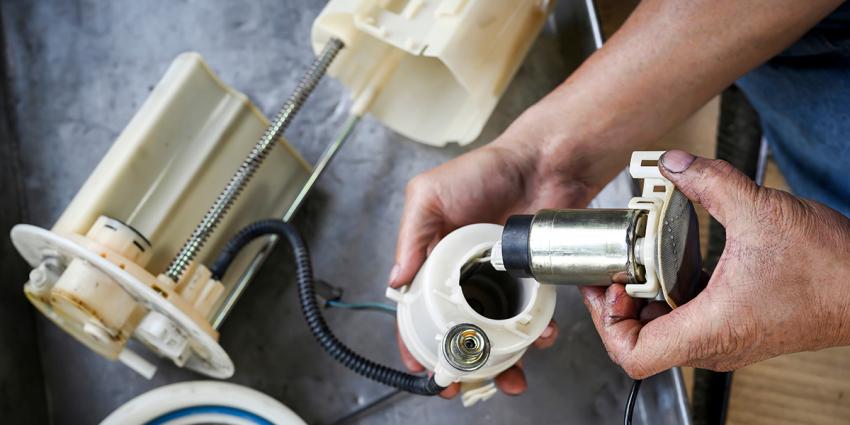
[284,114,360,221]
[211,114,361,329]
[755,138,769,186]
[164,38,345,283]
[672,367,694,425]
[585,0,604,49]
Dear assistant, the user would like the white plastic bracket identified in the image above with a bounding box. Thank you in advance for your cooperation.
[460,381,499,407]
[117,348,157,380]
[626,151,674,299]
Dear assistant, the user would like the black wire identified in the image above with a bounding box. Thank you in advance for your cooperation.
[624,379,642,425]
[210,219,445,396]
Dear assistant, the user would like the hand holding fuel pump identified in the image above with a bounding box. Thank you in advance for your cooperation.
[582,150,850,379]
[387,116,593,397]
[391,146,850,397]
[387,0,850,402]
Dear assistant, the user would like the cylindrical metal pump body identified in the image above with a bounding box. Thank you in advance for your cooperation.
[505,209,646,286]
[530,209,645,285]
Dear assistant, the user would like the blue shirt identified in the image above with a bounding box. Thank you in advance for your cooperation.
[737,2,850,217]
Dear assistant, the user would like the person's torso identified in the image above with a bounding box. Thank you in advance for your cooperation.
[737,2,850,217]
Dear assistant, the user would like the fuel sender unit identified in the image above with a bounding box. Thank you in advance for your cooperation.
[10,52,320,378]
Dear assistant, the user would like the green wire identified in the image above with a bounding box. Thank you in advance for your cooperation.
[325,299,397,314]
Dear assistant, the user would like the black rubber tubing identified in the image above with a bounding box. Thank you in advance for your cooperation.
[624,379,642,425]
[210,219,445,396]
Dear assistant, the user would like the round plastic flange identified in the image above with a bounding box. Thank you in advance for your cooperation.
[391,224,556,383]
[11,224,234,378]
[100,381,305,425]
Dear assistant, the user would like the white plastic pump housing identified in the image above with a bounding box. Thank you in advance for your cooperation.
[10,53,310,379]
[312,0,554,146]
[387,224,556,406]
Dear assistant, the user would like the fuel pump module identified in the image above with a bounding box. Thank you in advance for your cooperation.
[491,151,704,308]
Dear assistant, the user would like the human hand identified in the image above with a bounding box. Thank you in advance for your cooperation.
[387,109,610,397]
[581,150,850,379]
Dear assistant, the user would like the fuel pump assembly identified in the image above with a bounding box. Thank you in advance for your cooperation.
[387,151,704,405]
[491,151,704,308]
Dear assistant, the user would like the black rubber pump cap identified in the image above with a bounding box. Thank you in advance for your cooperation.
[502,214,533,278]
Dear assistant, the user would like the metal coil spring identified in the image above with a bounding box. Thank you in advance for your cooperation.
[164,38,344,282]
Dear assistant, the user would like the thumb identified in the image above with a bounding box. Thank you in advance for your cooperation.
[581,285,706,379]
[659,150,759,227]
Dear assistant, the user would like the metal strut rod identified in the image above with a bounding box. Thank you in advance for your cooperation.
[211,114,361,328]
[164,38,344,283]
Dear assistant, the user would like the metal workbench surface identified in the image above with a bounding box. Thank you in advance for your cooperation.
[1,1,678,423]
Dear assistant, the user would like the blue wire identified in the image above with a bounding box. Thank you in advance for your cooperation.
[325,299,397,314]
[144,405,273,425]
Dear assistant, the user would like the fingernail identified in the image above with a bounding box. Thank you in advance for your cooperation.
[388,264,400,285]
[660,150,695,173]
[541,326,554,339]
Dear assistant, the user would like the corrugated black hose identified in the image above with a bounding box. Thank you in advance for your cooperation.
[210,219,445,396]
